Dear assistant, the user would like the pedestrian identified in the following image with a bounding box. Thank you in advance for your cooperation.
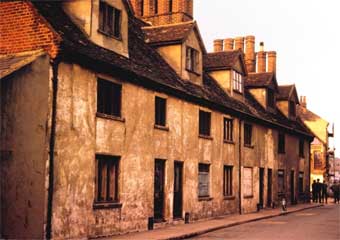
[321,180,328,204]
[316,179,322,203]
[312,180,317,203]
[330,181,340,204]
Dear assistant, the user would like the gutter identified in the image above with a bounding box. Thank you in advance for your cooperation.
[46,59,59,239]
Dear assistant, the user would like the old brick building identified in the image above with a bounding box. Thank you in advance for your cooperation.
[1,0,313,239]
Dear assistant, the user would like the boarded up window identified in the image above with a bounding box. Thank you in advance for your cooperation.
[97,78,122,117]
[198,164,210,197]
[278,169,285,193]
[278,133,285,153]
[314,151,322,169]
[223,166,233,196]
[155,96,166,126]
[96,155,120,202]
[243,167,253,197]
[199,110,211,136]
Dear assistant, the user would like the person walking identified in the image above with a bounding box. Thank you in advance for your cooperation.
[321,180,328,204]
[331,181,340,204]
[316,179,322,203]
[312,180,317,203]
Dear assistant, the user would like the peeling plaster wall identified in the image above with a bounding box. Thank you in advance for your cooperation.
[0,55,50,239]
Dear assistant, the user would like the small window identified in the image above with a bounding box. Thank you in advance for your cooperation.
[199,110,211,137]
[267,88,275,108]
[244,123,252,146]
[278,133,285,154]
[168,0,173,12]
[223,118,233,142]
[155,96,166,126]
[233,71,243,93]
[278,170,285,193]
[223,166,233,196]
[289,100,296,117]
[97,78,122,117]
[95,155,120,203]
[99,1,121,38]
[298,172,304,193]
[198,163,210,197]
[299,139,305,157]
[186,47,199,73]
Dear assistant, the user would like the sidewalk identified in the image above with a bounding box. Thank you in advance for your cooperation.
[100,203,323,240]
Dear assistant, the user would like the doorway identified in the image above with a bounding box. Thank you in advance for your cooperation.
[173,162,183,219]
[290,170,295,204]
[259,168,264,208]
[267,169,272,207]
[154,159,165,221]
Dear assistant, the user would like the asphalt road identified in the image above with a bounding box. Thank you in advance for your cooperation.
[189,204,340,240]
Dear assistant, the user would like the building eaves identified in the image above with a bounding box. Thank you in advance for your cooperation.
[245,72,276,89]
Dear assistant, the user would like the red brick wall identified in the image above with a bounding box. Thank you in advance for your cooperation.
[0,1,60,58]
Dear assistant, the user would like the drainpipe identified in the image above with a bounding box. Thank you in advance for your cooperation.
[46,60,59,239]
[238,119,243,214]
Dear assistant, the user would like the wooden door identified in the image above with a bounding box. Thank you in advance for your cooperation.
[290,170,295,204]
[173,162,183,218]
[259,168,264,208]
[154,160,165,220]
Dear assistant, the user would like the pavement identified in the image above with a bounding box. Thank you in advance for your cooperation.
[99,203,323,240]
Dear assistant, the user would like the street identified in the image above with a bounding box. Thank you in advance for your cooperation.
[189,204,340,240]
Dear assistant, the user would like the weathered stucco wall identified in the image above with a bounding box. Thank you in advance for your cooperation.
[249,88,266,109]
[276,100,289,118]
[209,70,231,94]
[0,55,50,239]
[157,44,182,76]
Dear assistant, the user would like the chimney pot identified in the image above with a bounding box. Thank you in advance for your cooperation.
[300,96,307,108]
[213,39,223,52]
[245,35,255,73]
[224,38,234,51]
[259,42,264,52]
[267,51,277,73]
[234,37,245,51]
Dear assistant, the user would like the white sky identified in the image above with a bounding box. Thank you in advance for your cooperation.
[194,0,340,156]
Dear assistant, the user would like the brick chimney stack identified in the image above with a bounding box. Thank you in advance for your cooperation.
[245,35,255,73]
[234,37,245,51]
[213,39,223,52]
[224,38,234,51]
[267,51,277,73]
[257,42,266,73]
[300,96,307,108]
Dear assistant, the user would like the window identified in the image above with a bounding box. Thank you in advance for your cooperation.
[267,88,275,108]
[223,118,233,142]
[169,0,173,12]
[278,170,285,194]
[278,133,285,154]
[243,167,253,197]
[289,100,296,117]
[155,96,166,126]
[223,166,233,196]
[299,139,305,157]
[95,155,119,203]
[313,151,322,169]
[244,123,252,146]
[198,164,210,197]
[298,172,304,193]
[97,78,122,117]
[199,110,211,137]
[186,47,199,73]
[140,0,144,16]
[233,71,243,93]
[154,0,158,14]
[99,1,121,38]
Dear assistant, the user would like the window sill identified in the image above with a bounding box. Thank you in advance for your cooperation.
[185,68,201,76]
[233,89,243,95]
[198,196,213,202]
[223,140,235,145]
[243,195,254,199]
[93,202,122,210]
[154,124,169,131]
[97,29,122,41]
[96,112,125,122]
[199,135,213,140]
[244,144,254,149]
[223,196,236,200]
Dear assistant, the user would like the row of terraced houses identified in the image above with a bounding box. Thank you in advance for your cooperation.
[0,0,331,239]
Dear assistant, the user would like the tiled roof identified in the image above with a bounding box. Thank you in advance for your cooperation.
[277,85,294,100]
[204,50,241,70]
[32,1,312,139]
[0,50,45,78]
[245,72,275,88]
[142,22,194,45]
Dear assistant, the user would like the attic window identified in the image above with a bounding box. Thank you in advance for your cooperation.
[99,1,121,39]
[233,71,243,94]
[267,88,275,108]
[186,47,199,73]
[289,100,296,117]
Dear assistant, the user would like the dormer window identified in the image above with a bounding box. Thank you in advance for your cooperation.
[186,47,199,73]
[267,88,275,108]
[289,100,296,117]
[233,71,243,94]
[99,1,121,39]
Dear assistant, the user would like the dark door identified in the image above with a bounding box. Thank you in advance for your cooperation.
[173,162,183,218]
[259,168,264,208]
[267,169,272,207]
[290,170,295,204]
[154,160,165,220]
